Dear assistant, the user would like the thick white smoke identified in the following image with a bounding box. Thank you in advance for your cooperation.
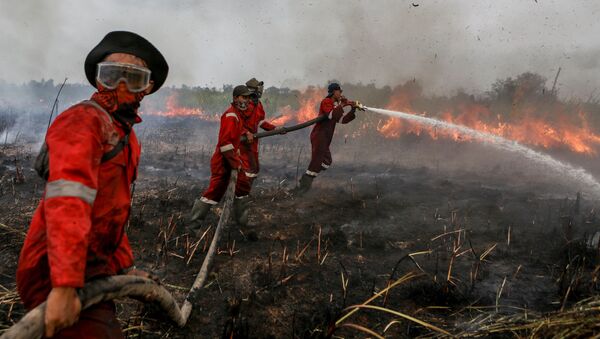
[0,0,599,96]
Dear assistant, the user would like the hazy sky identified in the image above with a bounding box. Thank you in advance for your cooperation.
[1,0,599,96]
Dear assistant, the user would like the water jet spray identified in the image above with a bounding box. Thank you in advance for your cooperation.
[240,101,599,198]
[363,106,600,199]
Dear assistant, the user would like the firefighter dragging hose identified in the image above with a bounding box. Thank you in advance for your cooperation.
[14,31,169,338]
[188,85,255,232]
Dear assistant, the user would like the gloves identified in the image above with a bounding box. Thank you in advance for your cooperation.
[244,131,254,144]
[222,150,241,169]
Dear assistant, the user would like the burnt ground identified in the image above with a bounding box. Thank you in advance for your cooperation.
[1,118,600,338]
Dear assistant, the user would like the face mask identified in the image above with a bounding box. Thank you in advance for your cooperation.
[113,102,142,125]
[235,100,248,111]
[94,82,145,108]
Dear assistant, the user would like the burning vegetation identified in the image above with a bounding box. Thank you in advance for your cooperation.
[378,74,600,156]
[139,72,600,157]
[146,94,219,121]
[2,73,600,338]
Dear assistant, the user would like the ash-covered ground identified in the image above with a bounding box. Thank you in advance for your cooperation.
[1,116,600,338]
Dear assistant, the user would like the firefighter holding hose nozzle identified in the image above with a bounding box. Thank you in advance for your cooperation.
[16,31,168,338]
[294,83,362,195]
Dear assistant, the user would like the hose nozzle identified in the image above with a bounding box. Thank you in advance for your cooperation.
[354,101,366,111]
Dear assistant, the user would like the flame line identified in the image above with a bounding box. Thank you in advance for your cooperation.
[366,106,600,198]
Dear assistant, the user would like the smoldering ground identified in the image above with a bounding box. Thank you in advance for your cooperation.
[2,78,600,337]
[3,107,600,337]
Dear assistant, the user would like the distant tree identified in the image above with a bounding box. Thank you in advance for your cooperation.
[487,72,548,102]
[0,109,17,135]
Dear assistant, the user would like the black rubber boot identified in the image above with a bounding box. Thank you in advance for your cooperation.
[233,196,250,227]
[234,196,258,241]
[293,174,315,196]
[188,198,212,231]
[248,176,257,189]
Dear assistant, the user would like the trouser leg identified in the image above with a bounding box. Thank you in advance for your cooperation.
[307,139,330,176]
[235,170,251,198]
[189,160,231,230]
[202,165,231,203]
[246,151,260,187]
[233,170,252,226]
[321,148,332,171]
[53,301,124,339]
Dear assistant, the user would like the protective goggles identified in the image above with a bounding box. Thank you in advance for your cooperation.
[96,62,152,93]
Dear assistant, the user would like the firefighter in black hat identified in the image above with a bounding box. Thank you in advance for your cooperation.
[17,31,168,338]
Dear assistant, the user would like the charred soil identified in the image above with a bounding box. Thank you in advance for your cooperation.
[1,120,600,338]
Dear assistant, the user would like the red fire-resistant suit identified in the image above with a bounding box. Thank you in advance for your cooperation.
[306,97,356,175]
[239,100,276,182]
[16,98,140,336]
[200,105,250,203]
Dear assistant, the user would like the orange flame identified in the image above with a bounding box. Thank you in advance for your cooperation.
[144,94,219,121]
[270,87,326,126]
[378,84,600,155]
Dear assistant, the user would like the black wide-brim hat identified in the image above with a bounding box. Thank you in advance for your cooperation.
[85,31,169,94]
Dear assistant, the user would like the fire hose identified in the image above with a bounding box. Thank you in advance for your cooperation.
[0,171,239,339]
[240,115,327,143]
[1,276,184,339]
[240,102,366,143]
[179,170,238,320]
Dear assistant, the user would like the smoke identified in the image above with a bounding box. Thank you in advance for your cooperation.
[0,0,599,96]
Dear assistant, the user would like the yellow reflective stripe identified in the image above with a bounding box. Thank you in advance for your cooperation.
[306,170,319,177]
[46,179,97,204]
[200,196,218,205]
[225,112,239,121]
[245,172,258,178]
[220,144,234,152]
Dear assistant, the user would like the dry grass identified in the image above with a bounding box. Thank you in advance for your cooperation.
[332,272,454,337]
[0,287,21,332]
[451,296,600,338]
